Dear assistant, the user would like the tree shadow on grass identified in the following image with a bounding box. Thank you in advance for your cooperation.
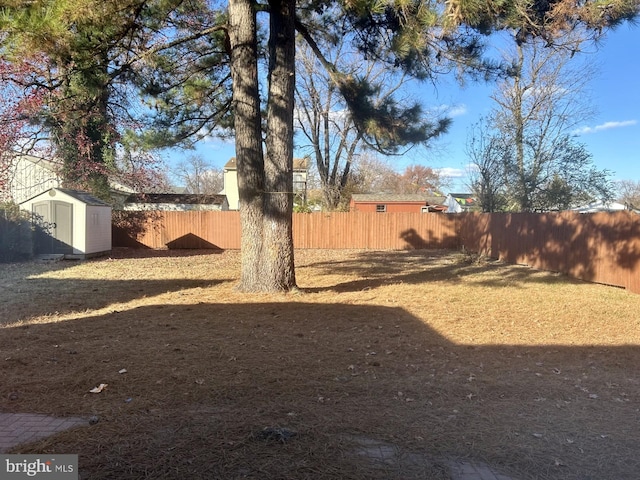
[0,277,230,326]
[458,212,640,293]
[0,249,225,296]
[300,249,583,293]
[2,302,639,480]
[109,247,225,260]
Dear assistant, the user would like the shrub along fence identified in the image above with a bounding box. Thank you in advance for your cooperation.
[112,210,640,294]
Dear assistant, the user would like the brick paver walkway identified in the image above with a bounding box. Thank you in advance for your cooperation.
[350,435,519,480]
[445,459,517,480]
[1,414,517,479]
[0,412,88,453]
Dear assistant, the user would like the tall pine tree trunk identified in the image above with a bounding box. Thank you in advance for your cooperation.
[228,0,267,291]
[228,0,297,292]
[263,0,297,290]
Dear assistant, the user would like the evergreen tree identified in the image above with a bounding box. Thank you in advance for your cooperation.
[0,0,196,199]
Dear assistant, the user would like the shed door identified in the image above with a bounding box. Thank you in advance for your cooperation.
[33,201,73,254]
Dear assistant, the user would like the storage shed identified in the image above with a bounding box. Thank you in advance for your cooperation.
[20,188,112,259]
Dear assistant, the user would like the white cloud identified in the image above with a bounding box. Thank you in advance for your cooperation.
[447,105,468,117]
[431,104,468,118]
[463,163,479,173]
[573,120,637,135]
[436,167,466,179]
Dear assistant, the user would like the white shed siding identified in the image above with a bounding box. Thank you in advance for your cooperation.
[85,206,112,253]
[71,199,85,254]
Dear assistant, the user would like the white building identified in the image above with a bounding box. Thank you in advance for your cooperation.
[123,193,229,211]
[2,154,136,205]
[571,200,632,213]
[3,155,61,204]
[222,157,309,210]
[20,188,112,259]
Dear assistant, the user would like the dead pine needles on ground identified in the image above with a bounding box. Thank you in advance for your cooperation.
[2,248,640,479]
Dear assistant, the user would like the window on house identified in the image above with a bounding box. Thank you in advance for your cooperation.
[376,204,386,213]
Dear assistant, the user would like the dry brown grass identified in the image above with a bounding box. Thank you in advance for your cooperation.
[2,248,640,479]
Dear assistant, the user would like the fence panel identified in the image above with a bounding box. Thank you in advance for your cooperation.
[113,211,459,251]
[112,210,640,294]
[112,211,242,250]
[457,211,640,294]
[292,212,457,249]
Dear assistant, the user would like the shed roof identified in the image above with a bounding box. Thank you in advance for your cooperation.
[20,188,111,207]
[351,194,446,204]
[125,193,227,205]
[58,189,112,206]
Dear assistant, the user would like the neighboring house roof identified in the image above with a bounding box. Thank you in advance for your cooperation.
[444,195,463,213]
[351,194,446,204]
[223,157,309,171]
[109,181,138,194]
[125,193,227,206]
[166,185,189,194]
[223,158,235,170]
[571,200,631,213]
[449,193,477,208]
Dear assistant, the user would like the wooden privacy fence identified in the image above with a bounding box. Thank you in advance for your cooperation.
[112,210,640,294]
[457,211,640,294]
[112,211,459,250]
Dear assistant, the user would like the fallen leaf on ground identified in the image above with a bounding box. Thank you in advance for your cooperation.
[89,383,108,394]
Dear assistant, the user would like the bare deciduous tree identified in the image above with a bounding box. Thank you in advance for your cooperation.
[174,155,224,194]
[467,36,613,211]
[347,154,402,197]
[466,119,509,212]
[295,20,450,211]
[617,180,640,209]
[344,155,450,207]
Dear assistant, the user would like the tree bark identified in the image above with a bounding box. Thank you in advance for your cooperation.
[228,0,297,292]
[228,0,267,291]
[263,0,297,290]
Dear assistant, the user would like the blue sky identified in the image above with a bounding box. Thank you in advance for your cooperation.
[164,22,639,195]
[431,22,640,192]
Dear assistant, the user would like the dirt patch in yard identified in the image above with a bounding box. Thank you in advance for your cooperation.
[1,248,640,479]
